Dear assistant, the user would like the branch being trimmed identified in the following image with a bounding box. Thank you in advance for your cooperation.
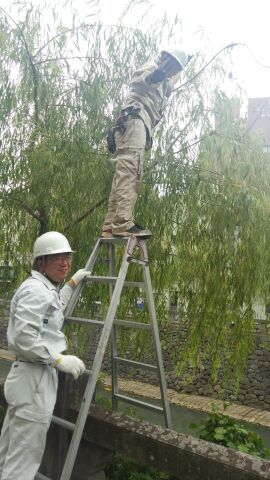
[174,42,245,92]
[0,191,43,222]
[63,197,107,231]
[34,55,101,66]
[33,22,97,59]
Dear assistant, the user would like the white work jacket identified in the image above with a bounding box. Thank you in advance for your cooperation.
[7,270,73,364]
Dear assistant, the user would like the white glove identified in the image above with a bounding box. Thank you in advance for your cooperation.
[70,269,91,287]
[54,354,85,380]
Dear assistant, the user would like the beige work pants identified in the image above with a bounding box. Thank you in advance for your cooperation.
[0,361,58,480]
[103,117,146,233]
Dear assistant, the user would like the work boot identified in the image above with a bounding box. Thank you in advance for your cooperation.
[113,224,152,238]
[101,229,113,238]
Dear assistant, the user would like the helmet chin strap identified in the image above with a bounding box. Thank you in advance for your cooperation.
[37,255,59,286]
[42,271,60,286]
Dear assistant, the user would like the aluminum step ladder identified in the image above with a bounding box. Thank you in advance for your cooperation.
[36,236,172,480]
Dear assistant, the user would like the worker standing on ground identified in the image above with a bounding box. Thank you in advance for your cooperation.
[102,46,191,239]
[0,231,90,480]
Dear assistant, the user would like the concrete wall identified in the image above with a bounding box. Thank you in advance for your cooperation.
[1,374,270,480]
[247,97,270,146]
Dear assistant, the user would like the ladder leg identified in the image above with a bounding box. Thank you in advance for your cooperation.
[143,264,172,429]
[64,239,102,321]
[109,244,119,409]
[59,254,131,480]
[111,325,119,409]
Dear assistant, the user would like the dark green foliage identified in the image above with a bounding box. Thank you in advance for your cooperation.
[93,392,112,411]
[191,403,269,458]
[105,454,177,480]
[0,405,6,427]
[1,1,270,386]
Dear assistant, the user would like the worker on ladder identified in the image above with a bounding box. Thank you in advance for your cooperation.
[0,232,90,480]
[102,46,192,239]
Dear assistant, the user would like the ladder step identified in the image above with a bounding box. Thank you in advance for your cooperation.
[66,317,151,331]
[66,316,105,327]
[114,393,164,413]
[114,319,151,330]
[86,276,145,288]
[129,259,148,265]
[35,472,51,479]
[87,275,117,283]
[113,356,157,371]
[124,281,145,288]
[52,415,75,431]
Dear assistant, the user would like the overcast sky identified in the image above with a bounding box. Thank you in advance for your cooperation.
[95,0,270,98]
[3,0,270,98]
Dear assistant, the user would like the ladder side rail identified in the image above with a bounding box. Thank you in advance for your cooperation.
[64,239,102,321]
[59,255,130,480]
[143,264,172,429]
[109,243,119,410]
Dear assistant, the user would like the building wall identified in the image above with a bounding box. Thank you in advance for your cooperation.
[247,97,270,148]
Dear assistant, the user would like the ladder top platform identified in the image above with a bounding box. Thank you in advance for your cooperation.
[100,236,128,244]
[100,236,150,245]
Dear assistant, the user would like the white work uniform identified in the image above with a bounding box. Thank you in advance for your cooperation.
[0,270,73,480]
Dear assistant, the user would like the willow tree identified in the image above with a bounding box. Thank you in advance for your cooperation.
[0,0,269,384]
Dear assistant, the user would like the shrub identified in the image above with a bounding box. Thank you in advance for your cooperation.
[191,403,269,458]
[105,454,177,480]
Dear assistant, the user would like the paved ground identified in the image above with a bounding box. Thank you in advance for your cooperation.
[1,348,270,429]
[103,376,270,429]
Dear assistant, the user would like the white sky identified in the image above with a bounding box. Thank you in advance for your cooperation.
[2,0,270,98]
[94,0,270,98]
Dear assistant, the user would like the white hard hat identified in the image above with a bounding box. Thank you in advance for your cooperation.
[161,47,189,69]
[33,231,74,259]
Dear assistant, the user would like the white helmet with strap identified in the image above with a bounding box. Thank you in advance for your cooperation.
[161,47,189,69]
[33,231,74,259]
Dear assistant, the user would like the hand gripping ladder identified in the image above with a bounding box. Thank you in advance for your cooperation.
[36,236,172,480]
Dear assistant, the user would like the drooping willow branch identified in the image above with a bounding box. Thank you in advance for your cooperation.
[174,42,245,92]
[63,196,107,231]
[0,6,40,141]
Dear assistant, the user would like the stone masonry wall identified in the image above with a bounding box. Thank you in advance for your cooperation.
[1,301,270,410]
[79,319,270,410]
